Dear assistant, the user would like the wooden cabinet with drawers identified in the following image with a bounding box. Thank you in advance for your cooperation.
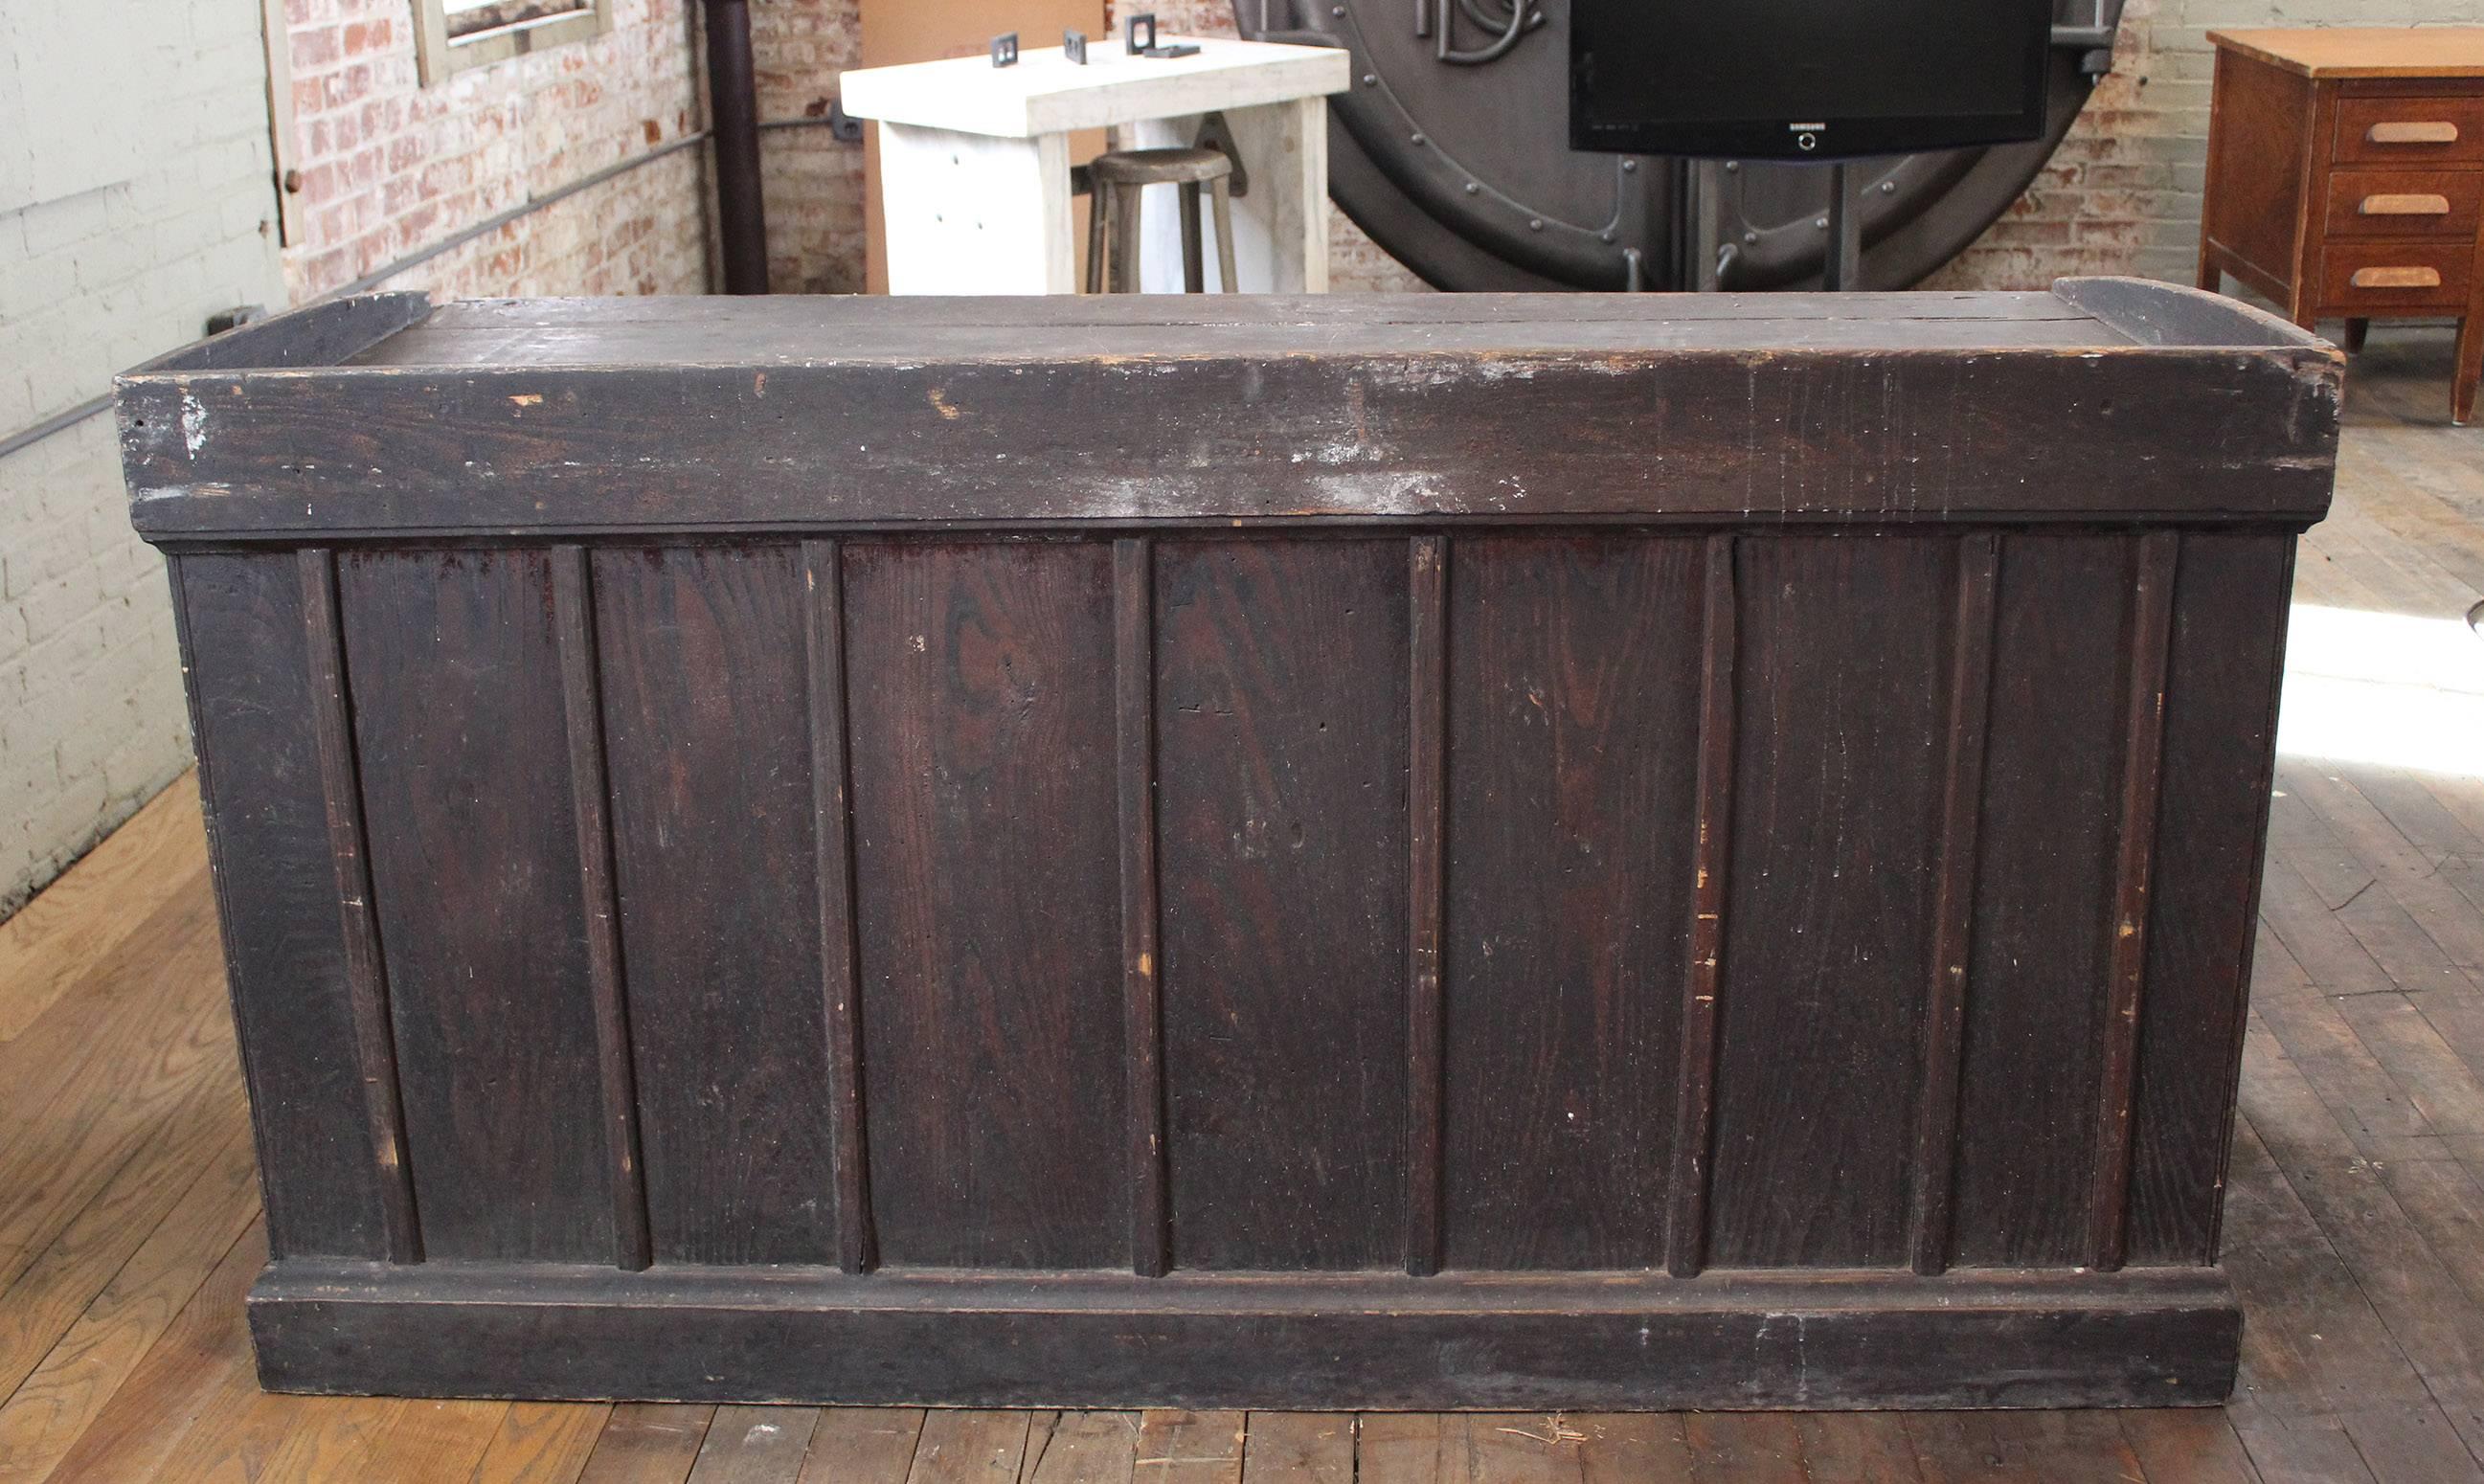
[2201,28,2484,423]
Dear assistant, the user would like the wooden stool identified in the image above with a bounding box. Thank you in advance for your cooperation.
[1085,146,1239,294]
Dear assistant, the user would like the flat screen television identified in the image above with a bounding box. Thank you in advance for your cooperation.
[1570,0,2054,161]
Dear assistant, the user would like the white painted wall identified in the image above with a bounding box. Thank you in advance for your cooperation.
[0,2,286,918]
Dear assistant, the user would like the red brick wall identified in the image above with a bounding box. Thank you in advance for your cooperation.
[1924,0,2202,291]
[278,0,709,301]
[750,0,868,292]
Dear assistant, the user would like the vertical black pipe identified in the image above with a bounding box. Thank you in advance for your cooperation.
[703,0,769,294]
[1823,161,1861,292]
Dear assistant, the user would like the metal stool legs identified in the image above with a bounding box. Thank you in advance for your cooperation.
[1085,147,1240,293]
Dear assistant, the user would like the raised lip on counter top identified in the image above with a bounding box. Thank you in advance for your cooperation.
[122,278,2331,377]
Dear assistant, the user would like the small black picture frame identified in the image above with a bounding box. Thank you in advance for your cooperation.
[990,31,1019,67]
[1125,12,1156,54]
[1064,28,1088,64]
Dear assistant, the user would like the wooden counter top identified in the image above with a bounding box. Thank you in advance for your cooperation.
[115,279,2339,539]
[2208,26,2484,80]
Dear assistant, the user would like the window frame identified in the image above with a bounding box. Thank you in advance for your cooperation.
[413,0,614,86]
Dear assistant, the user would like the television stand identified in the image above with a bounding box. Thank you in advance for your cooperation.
[1687,159,1867,291]
[1822,159,1863,289]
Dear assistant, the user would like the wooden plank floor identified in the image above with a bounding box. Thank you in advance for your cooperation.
[2,323,2481,1483]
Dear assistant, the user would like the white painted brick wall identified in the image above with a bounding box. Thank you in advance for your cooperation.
[0,2,286,919]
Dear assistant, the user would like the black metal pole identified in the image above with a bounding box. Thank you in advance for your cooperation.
[1823,160,1861,292]
[703,0,769,294]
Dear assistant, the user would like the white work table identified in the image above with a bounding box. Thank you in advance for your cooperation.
[840,36,1351,295]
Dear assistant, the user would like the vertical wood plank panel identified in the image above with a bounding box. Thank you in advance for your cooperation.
[1947,535,2134,1268]
[1117,536,1168,1278]
[553,546,652,1271]
[2089,530,2181,1270]
[1157,539,1409,1270]
[1908,533,1999,1277]
[596,544,839,1267]
[300,549,423,1264]
[2128,533,2294,1266]
[846,539,1126,1269]
[170,551,401,1260]
[1442,535,1704,1272]
[340,548,615,1262]
[1708,534,1951,1269]
[1405,534,1447,1277]
[805,538,875,1275]
[1667,534,1737,1278]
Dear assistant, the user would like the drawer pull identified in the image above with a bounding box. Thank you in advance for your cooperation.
[2367,121,2460,146]
[2360,192,2453,216]
[2351,266,2445,289]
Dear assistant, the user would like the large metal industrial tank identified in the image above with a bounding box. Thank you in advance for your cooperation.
[1233,1,2127,291]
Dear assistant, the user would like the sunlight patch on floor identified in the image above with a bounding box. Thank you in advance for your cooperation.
[2277,602,2484,776]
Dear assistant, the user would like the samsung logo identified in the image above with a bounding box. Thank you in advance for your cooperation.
[1788,123,1827,131]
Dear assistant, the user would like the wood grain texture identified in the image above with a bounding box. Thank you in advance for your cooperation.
[0,778,202,1045]
[339,548,616,1262]
[1667,534,1736,1278]
[106,334,2484,1439]
[799,1407,924,1482]
[168,551,399,1260]
[1441,535,1704,1271]
[111,284,2356,1412]
[33,1221,270,1483]
[467,1402,614,1484]
[1707,534,1951,1269]
[688,1405,819,1480]
[1908,533,1999,1276]
[119,347,2344,538]
[1404,534,1447,1277]
[2089,530,2181,1270]
[2127,534,2295,1267]
[1029,1409,1140,1482]
[245,1260,2245,1408]
[0,1006,244,1401]
[1949,536,2134,1269]
[1156,540,1409,1271]
[1135,1410,1244,1483]
[2210,24,2484,78]
[300,548,425,1266]
[911,1410,1036,1482]
[595,545,839,1267]
[576,1403,715,1482]
[361,1400,517,1479]
[802,538,875,1276]
[1117,537,1168,1279]
[1239,1413,1350,1483]
[118,284,2343,538]
[845,540,1127,1268]
[554,546,653,1272]
[0,1120,258,1481]
[118,289,429,375]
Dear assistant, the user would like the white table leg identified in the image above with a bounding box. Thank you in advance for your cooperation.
[1131,96,1329,293]
[878,123,1076,295]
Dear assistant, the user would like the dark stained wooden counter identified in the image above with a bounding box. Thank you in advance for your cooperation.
[117,280,2339,1410]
